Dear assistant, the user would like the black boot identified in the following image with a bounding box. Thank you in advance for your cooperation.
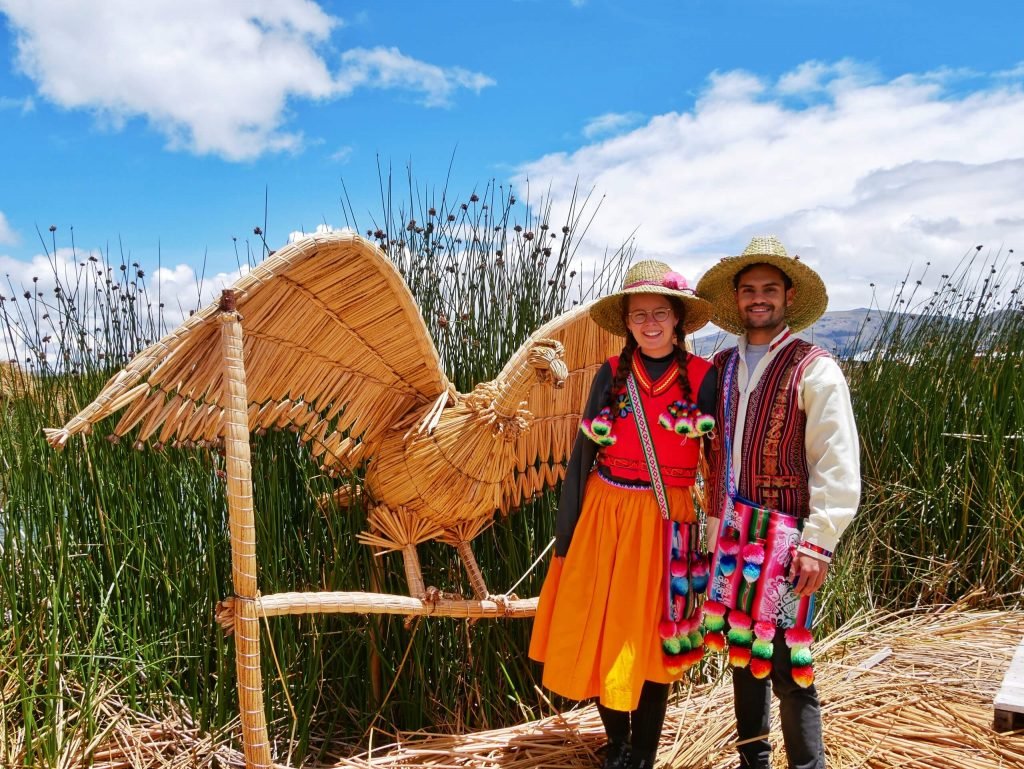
[628,751,656,769]
[601,740,631,769]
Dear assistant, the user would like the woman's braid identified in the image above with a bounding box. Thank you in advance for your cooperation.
[604,333,637,420]
[669,297,694,403]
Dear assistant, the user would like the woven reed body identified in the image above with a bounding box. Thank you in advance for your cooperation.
[39,232,632,769]
[366,390,525,536]
[369,415,513,532]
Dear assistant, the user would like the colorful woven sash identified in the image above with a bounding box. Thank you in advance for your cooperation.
[625,372,707,674]
[703,349,816,687]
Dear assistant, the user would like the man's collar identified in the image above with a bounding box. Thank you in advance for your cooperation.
[738,326,793,354]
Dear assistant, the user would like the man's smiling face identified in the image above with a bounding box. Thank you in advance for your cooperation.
[734,263,794,342]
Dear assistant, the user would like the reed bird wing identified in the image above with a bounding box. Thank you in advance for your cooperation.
[497,301,621,512]
[45,233,451,471]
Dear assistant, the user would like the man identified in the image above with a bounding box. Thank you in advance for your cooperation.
[696,236,861,769]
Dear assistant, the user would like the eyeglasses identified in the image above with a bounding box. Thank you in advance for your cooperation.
[626,307,673,325]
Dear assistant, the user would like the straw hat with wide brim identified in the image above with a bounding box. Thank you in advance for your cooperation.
[695,235,828,335]
[589,260,714,336]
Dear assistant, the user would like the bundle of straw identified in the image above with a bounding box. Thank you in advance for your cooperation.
[334,606,1024,769]
[14,606,1023,768]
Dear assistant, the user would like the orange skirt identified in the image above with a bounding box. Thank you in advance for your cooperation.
[529,472,697,711]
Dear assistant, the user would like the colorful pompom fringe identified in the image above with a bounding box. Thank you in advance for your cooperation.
[690,552,709,593]
[662,615,705,674]
[785,626,815,688]
[657,400,716,440]
[725,611,753,668]
[579,408,616,446]
[741,543,765,583]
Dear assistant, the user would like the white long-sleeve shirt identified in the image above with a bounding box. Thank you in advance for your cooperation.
[731,328,861,557]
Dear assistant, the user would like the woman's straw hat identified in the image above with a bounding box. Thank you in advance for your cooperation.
[590,260,714,336]
[695,235,828,335]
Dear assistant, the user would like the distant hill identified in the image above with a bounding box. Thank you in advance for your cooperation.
[692,308,893,358]
[691,305,1022,358]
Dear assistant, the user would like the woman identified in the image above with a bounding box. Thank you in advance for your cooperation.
[529,261,717,769]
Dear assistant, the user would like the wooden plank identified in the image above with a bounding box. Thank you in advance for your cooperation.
[994,635,1024,731]
[845,647,892,681]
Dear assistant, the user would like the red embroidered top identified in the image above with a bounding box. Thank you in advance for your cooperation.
[597,353,713,488]
[554,350,718,557]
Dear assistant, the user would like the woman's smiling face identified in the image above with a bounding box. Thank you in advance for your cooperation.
[625,293,677,358]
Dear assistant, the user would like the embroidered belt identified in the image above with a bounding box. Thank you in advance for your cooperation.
[599,456,697,482]
[596,465,651,490]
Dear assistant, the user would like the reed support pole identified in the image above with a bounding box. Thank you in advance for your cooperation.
[219,290,272,769]
[456,540,490,600]
[402,543,426,598]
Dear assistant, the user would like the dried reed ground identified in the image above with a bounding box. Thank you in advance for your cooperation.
[66,605,1023,769]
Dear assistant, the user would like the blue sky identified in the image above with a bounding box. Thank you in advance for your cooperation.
[1,0,1023,348]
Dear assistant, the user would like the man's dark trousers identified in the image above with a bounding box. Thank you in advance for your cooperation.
[732,627,825,769]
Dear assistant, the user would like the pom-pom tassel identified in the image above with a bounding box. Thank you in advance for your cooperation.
[749,620,775,678]
[741,543,765,565]
[682,646,705,668]
[741,543,765,583]
[749,657,773,679]
[663,618,703,673]
[704,630,726,652]
[674,416,696,438]
[719,537,741,555]
[701,601,726,652]
[726,611,753,667]
[791,665,815,688]
[670,575,689,597]
[702,601,727,631]
[690,552,709,593]
[670,557,689,597]
[728,646,752,668]
[717,538,740,577]
[687,626,704,651]
[579,409,617,447]
[785,626,815,688]
[727,624,754,647]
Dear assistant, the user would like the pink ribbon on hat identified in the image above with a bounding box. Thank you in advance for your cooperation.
[625,271,693,293]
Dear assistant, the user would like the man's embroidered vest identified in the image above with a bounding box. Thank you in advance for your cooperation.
[597,353,712,487]
[707,340,829,516]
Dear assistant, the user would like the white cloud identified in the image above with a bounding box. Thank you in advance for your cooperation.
[996,62,1024,80]
[335,47,495,108]
[287,223,354,243]
[0,94,34,113]
[329,145,354,163]
[0,0,493,160]
[582,111,644,139]
[0,212,17,246]
[775,59,870,96]
[515,62,1024,310]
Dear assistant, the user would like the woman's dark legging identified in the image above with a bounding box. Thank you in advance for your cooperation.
[597,680,670,760]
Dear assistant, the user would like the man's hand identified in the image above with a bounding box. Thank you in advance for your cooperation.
[788,552,829,597]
